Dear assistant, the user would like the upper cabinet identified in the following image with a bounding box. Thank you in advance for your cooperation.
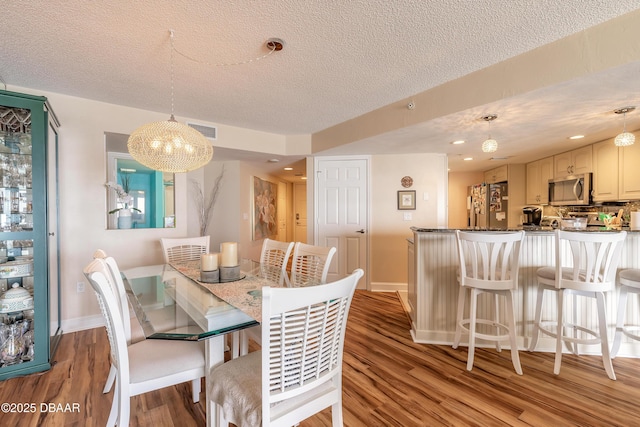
[590,135,640,202]
[592,140,619,202]
[484,165,508,184]
[526,156,553,204]
[619,139,640,200]
[554,145,592,177]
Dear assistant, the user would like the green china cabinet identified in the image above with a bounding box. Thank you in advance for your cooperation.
[0,90,61,380]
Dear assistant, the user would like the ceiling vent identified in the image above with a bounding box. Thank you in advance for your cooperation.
[187,122,217,140]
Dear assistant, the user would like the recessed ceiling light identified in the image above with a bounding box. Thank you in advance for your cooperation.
[283,167,293,171]
[301,176,307,180]
[569,135,584,140]
[451,140,465,145]
[463,157,473,161]
[268,158,280,163]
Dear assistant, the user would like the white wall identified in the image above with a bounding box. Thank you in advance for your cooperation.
[370,153,447,291]
[10,85,289,332]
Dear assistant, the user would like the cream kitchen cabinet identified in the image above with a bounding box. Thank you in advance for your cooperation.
[484,165,508,184]
[526,156,553,204]
[592,140,619,202]
[619,139,640,200]
[554,145,592,177]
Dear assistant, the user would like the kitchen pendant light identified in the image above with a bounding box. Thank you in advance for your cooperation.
[128,31,212,173]
[614,106,636,147]
[481,114,498,153]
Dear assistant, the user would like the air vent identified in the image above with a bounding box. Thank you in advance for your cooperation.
[187,122,217,140]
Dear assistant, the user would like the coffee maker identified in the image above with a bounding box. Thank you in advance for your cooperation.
[522,206,542,226]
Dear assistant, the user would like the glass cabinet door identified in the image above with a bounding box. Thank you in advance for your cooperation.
[0,90,55,380]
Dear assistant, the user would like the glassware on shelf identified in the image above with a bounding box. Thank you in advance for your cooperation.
[0,323,25,365]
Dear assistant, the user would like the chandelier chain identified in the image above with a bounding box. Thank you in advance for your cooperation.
[170,30,176,118]
[169,30,277,67]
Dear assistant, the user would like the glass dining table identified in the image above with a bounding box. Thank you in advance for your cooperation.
[121,258,282,427]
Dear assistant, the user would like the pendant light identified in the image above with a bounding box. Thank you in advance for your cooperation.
[481,114,498,153]
[614,106,636,147]
[128,31,213,173]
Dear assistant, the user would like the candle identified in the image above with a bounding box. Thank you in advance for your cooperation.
[201,253,218,271]
[220,242,238,267]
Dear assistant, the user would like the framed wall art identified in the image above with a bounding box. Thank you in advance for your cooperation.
[397,190,416,210]
[252,176,278,240]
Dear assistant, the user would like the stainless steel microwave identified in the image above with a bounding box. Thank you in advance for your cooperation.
[548,173,591,206]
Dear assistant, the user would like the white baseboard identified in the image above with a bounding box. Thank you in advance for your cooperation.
[370,281,407,293]
[53,314,105,335]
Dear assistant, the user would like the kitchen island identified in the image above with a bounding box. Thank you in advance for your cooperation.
[408,227,640,357]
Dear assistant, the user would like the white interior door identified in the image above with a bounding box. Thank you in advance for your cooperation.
[293,183,307,243]
[315,157,368,288]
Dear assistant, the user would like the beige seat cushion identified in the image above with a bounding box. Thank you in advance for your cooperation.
[620,269,640,286]
[128,339,205,384]
[209,350,262,427]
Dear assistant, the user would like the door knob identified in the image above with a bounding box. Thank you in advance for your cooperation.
[356,229,365,234]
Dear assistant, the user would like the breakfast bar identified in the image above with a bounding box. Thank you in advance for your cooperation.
[407,227,640,357]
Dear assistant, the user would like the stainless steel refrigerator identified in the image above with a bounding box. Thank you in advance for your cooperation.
[467,182,509,229]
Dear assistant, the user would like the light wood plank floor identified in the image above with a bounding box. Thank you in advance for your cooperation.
[1,290,640,426]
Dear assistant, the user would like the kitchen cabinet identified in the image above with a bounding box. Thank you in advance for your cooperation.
[592,140,619,202]
[554,145,592,177]
[0,90,60,380]
[484,165,508,184]
[525,156,553,204]
[619,138,640,200]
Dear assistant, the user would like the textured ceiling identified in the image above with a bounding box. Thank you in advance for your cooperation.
[2,1,640,177]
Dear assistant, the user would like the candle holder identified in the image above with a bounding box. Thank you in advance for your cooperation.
[220,265,241,282]
[200,269,220,283]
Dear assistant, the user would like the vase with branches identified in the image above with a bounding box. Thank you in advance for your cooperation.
[191,165,225,236]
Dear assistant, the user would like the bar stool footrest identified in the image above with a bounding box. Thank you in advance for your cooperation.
[459,318,511,343]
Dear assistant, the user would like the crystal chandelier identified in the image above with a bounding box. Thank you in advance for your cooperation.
[127,31,213,173]
[481,114,498,153]
[614,106,636,147]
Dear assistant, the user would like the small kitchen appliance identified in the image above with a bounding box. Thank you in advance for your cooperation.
[522,206,542,226]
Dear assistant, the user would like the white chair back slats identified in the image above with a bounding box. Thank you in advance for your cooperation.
[289,242,337,287]
[161,236,210,263]
[259,238,294,286]
[209,268,363,427]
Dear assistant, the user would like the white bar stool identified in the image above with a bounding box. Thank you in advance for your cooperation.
[453,230,525,374]
[611,268,640,358]
[528,229,626,380]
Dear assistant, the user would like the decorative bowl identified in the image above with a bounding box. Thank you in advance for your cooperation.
[560,218,588,230]
[0,284,33,314]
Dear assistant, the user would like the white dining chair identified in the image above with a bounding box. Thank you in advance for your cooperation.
[528,229,626,380]
[453,230,525,374]
[83,258,206,427]
[240,239,295,355]
[92,250,203,401]
[161,236,210,263]
[288,242,337,287]
[209,268,363,426]
[611,268,640,358]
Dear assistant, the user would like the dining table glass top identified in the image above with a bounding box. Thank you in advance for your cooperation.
[121,259,282,341]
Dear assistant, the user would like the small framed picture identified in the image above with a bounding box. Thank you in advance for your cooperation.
[397,190,416,210]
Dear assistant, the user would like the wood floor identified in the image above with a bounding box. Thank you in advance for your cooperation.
[2,290,640,426]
